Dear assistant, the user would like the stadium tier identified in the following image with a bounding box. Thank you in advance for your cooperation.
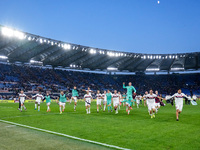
[0,63,199,100]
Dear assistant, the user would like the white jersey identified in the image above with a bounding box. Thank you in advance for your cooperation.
[33,94,44,102]
[112,93,119,102]
[118,94,122,102]
[165,95,172,100]
[96,93,102,100]
[145,94,157,104]
[102,93,107,101]
[171,93,188,105]
[84,94,92,103]
[136,95,142,100]
[143,94,147,100]
[192,95,197,100]
[19,93,26,102]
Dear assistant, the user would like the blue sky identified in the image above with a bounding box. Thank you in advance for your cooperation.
[0,0,200,54]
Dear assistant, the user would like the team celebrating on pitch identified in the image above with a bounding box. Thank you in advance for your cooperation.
[18,82,192,121]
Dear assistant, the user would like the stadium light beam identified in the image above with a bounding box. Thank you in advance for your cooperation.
[2,27,25,39]
[2,27,14,37]
[107,67,118,71]
[146,68,160,71]
[171,67,184,71]
[0,55,8,59]
[64,44,71,50]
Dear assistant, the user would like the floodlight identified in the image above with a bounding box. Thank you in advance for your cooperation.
[107,67,118,71]
[2,27,14,37]
[0,55,8,59]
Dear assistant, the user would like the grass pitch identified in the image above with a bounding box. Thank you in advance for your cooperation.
[0,101,199,150]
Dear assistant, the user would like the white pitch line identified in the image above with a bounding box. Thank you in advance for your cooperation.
[0,119,130,150]
[1,111,86,119]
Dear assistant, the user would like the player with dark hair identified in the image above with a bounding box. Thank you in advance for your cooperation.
[166,89,190,121]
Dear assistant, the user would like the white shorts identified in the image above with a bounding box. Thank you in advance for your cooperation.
[20,100,24,104]
[148,103,155,111]
[96,99,102,105]
[59,102,66,107]
[155,103,160,107]
[35,100,41,104]
[85,100,91,106]
[136,100,140,104]
[176,103,183,111]
[72,97,77,102]
[113,101,119,107]
[126,102,131,107]
[46,102,51,106]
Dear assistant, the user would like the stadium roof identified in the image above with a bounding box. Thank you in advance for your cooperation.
[0,25,199,73]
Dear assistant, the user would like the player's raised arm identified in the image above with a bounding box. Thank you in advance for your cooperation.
[182,93,190,100]
[123,82,127,89]
[166,94,175,100]
[142,95,146,99]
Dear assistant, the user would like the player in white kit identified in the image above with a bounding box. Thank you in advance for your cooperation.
[143,91,148,107]
[118,91,122,110]
[18,90,28,112]
[102,91,107,111]
[32,91,44,112]
[96,90,103,113]
[192,94,197,101]
[143,90,157,118]
[113,90,120,114]
[167,89,189,121]
[135,94,142,108]
[84,90,93,114]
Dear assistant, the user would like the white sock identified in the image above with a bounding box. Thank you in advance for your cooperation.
[23,105,26,109]
[60,107,61,112]
[116,108,118,113]
[38,106,40,111]
[97,107,99,111]
[118,105,120,109]
[47,106,49,110]
[35,104,37,109]
[86,109,88,113]
[104,105,106,111]
[89,107,90,113]
[21,106,22,110]
[128,110,130,113]
[126,106,128,110]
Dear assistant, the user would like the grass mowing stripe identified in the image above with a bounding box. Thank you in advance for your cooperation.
[0,119,130,150]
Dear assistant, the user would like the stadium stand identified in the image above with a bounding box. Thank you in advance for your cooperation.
[0,63,199,100]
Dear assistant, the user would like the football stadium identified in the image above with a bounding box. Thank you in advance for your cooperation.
[0,1,200,150]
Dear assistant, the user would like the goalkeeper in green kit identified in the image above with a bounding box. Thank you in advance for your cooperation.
[123,82,136,115]
[72,86,79,111]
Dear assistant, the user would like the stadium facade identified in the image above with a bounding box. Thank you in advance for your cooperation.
[0,25,199,73]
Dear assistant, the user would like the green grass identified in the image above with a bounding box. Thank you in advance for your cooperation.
[0,101,200,150]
